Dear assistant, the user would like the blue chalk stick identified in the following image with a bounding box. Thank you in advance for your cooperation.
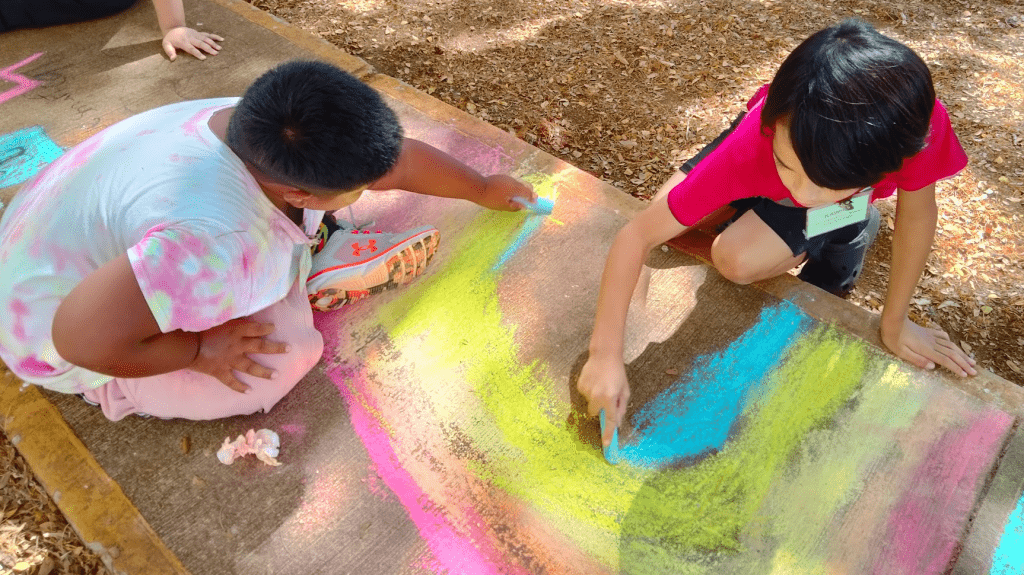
[599,409,621,465]
[512,195,554,215]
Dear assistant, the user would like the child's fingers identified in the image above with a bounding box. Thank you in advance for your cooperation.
[208,33,225,41]
[256,339,290,355]
[616,386,630,427]
[944,357,976,378]
[162,40,177,61]
[219,373,250,394]
[601,415,617,448]
[586,394,609,417]
[899,345,933,371]
[517,181,537,202]
[183,43,207,60]
[244,321,277,337]
[237,357,277,380]
[909,342,960,376]
[916,332,972,376]
[934,341,976,377]
[200,37,221,54]
[932,329,977,368]
[598,393,628,447]
[602,391,628,448]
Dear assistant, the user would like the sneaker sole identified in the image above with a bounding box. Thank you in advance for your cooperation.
[308,228,440,311]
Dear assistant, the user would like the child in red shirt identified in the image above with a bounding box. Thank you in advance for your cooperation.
[579,19,977,446]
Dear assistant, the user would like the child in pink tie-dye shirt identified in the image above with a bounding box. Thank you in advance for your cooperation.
[0,60,533,420]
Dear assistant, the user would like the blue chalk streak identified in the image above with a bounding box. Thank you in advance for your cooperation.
[0,126,64,188]
[990,491,1024,574]
[492,213,545,271]
[618,301,810,468]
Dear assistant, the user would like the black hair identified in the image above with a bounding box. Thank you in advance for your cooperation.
[761,19,935,190]
[227,60,404,194]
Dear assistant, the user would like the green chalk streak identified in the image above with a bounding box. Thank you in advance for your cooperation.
[367,182,874,573]
[620,325,867,571]
[755,361,928,572]
[374,175,643,566]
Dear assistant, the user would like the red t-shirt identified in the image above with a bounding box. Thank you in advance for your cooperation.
[666,85,968,226]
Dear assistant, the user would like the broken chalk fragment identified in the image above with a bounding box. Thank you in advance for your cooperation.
[216,428,281,466]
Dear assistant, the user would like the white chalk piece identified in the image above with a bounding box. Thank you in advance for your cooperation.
[512,196,554,215]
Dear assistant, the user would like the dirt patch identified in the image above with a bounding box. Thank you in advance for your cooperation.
[253,0,1024,385]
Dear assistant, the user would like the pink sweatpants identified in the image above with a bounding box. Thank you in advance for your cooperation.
[82,280,324,421]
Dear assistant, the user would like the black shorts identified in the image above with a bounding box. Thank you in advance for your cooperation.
[0,0,136,31]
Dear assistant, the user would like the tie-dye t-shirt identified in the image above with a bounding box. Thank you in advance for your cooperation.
[0,98,323,393]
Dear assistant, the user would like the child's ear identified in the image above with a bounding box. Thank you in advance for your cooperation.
[281,188,314,208]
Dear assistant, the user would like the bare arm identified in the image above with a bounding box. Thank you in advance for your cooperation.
[881,184,976,376]
[152,0,223,61]
[369,138,535,211]
[578,184,689,445]
[151,0,186,33]
[52,254,286,391]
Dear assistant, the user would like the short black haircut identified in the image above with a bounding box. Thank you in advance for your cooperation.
[761,19,935,190]
[227,60,404,194]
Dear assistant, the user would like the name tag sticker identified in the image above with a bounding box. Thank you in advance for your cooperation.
[805,190,872,238]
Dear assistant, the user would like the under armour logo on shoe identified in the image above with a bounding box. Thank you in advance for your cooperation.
[352,240,377,256]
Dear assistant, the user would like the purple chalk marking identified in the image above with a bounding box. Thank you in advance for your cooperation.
[0,53,44,105]
[599,409,621,465]
[512,195,554,215]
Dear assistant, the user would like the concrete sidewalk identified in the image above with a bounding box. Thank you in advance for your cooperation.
[2,1,1024,574]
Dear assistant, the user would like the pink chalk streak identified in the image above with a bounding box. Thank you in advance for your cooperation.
[327,364,530,575]
[875,410,1013,575]
[0,53,44,105]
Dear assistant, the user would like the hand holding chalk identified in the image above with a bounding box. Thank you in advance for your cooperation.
[511,196,554,215]
[599,409,621,465]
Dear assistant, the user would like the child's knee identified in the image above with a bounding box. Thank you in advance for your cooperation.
[711,239,758,285]
[266,329,323,385]
[245,332,322,413]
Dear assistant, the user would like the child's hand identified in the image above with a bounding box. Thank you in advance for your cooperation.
[162,27,223,61]
[577,354,630,448]
[882,317,978,377]
[478,174,536,212]
[190,319,290,393]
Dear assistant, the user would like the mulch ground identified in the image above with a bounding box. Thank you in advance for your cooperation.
[258,0,1023,384]
[2,0,1022,572]
[1,407,111,574]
